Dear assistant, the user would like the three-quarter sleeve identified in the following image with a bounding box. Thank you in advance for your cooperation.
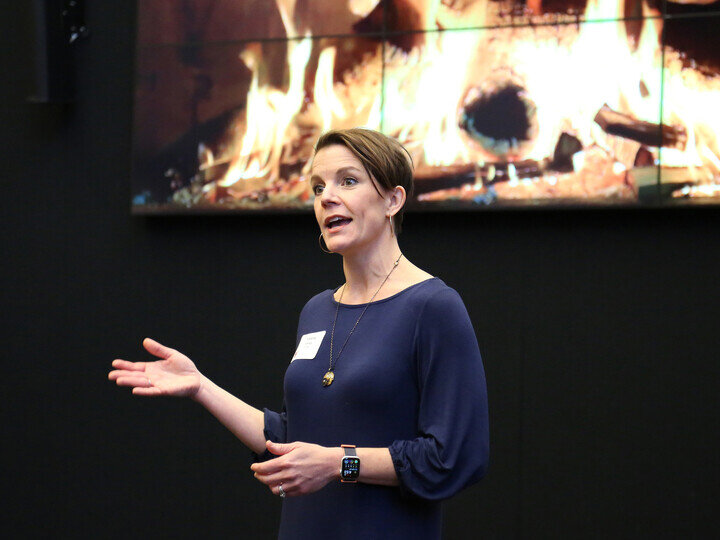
[388,288,489,500]
[252,407,288,462]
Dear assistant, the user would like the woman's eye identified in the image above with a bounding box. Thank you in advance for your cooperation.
[342,177,357,186]
[312,184,324,196]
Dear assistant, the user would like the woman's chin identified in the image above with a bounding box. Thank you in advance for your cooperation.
[328,233,389,257]
[327,237,357,256]
[327,242,348,255]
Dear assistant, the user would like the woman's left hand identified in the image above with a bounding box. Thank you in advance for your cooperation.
[251,441,342,497]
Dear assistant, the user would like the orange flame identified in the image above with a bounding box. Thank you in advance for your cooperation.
[200,0,719,203]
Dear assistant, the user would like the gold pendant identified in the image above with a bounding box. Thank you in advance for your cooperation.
[322,371,335,387]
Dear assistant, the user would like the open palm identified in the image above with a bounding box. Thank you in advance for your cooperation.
[109,338,202,397]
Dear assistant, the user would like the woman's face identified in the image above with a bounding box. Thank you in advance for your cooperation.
[310,144,390,256]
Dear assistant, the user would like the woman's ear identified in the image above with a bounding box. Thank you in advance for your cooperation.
[386,185,406,217]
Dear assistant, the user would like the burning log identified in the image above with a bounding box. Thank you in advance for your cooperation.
[413,164,476,195]
[413,159,546,195]
[482,160,544,185]
[418,146,635,203]
[550,132,584,173]
[593,104,687,150]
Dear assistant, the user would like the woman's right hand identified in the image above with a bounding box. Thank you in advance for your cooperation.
[108,338,202,398]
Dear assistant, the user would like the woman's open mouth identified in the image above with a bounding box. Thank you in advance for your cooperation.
[326,216,352,231]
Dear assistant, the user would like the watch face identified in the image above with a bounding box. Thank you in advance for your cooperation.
[341,456,360,480]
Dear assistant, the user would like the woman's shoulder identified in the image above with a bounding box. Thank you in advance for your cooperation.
[411,278,465,308]
[301,288,335,311]
[386,277,463,312]
[395,278,472,330]
[411,281,478,347]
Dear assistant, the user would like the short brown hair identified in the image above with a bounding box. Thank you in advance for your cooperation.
[314,128,414,234]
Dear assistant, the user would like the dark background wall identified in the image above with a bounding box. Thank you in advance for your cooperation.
[2,3,718,538]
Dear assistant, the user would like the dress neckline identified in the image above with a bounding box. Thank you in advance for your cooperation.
[331,277,439,308]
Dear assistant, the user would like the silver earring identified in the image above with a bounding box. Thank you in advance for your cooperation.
[388,214,395,237]
[318,233,333,253]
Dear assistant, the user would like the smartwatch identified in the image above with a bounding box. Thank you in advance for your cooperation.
[340,444,360,483]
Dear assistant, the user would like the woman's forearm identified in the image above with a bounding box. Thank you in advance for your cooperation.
[192,375,267,454]
[359,447,399,486]
[346,447,399,486]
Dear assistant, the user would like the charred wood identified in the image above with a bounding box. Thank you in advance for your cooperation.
[413,159,545,194]
[550,132,583,172]
[483,160,544,185]
[594,104,687,149]
[413,164,475,194]
[633,146,655,168]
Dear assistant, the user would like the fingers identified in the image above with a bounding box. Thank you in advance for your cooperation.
[132,386,163,397]
[113,375,153,387]
[255,470,289,488]
[260,478,296,498]
[111,373,163,397]
[108,370,130,382]
[112,375,157,397]
[142,337,174,360]
[253,461,303,497]
[272,482,295,498]
[251,443,296,475]
[251,457,284,476]
[110,359,145,371]
[108,367,146,381]
[109,342,181,398]
[108,369,142,383]
[109,360,145,384]
[266,440,295,456]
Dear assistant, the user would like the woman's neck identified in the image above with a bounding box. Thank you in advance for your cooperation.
[340,237,402,303]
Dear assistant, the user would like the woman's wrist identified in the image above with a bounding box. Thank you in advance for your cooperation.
[189,373,210,403]
[329,446,344,481]
[353,447,399,486]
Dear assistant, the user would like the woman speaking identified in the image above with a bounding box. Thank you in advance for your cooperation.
[109,128,489,539]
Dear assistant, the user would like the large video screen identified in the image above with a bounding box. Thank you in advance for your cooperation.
[131,0,720,213]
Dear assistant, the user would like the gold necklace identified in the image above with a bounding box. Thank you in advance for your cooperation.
[323,253,403,387]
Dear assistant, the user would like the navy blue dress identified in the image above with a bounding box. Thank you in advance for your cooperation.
[261,278,489,539]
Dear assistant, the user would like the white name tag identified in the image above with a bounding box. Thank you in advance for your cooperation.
[291,331,326,362]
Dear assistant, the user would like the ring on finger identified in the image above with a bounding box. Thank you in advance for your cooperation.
[278,484,286,498]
